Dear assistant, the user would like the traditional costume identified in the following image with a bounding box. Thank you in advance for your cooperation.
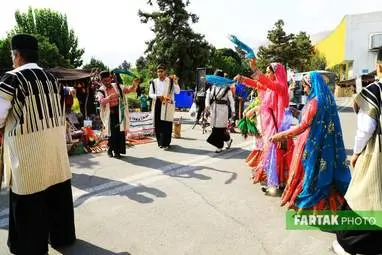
[205,74,235,152]
[273,72,351,211]
[240,63,293,193]
[0,34,75,255]
[97,71,135,158]
[334,48,382,255]
[149,65,180,149]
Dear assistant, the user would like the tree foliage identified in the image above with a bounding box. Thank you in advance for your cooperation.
[138,0,212,88]
[14,7,84,67]
[118,60,131,70]
[256,20,327,72]
[208,48,250,78]
[82,57,108,71]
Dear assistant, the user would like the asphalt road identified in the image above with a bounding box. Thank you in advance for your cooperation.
[0,97,356,255]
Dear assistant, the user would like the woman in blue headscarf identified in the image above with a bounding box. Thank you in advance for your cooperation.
[270,71,351,211]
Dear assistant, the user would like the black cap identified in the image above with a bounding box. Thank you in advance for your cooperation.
[156,64,166,70]
[377,47,382,64]
[11,34,38,51]
[100,71,111,79]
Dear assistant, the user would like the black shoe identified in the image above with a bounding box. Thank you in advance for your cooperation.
[226,139,233,149]
[114,153,122,159]
[107,150,113,157]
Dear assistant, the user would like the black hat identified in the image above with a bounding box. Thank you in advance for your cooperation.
[377,47,382,64]
[156,64,166,70]
[99,71,111,79]
[214,69,224,77]
[11,34,38,51]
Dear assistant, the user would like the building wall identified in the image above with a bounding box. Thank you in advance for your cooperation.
[345,11,382,78]
[315,17,347,68]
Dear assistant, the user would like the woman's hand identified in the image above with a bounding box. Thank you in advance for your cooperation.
[234,74,243,83]
[269,133,285,143]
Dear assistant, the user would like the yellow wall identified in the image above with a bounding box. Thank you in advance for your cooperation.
[315,17,347,68]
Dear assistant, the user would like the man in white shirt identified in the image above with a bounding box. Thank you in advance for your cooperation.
[333,47,382,255]
[149,64,180,150]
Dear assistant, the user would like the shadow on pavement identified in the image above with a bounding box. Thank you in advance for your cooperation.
[338,106,354,113]
[126,156,237,184]
[168,144,212,155]
[72,173,167,207]
[69,153,100,169]
[55,239,131,255]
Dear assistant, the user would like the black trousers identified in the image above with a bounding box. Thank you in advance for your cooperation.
[207,127,230,149]
[108,106,126,155]
[336,202,382,255]
[154,99,173,147]
[196,100,205,121]
[8,179,76,255]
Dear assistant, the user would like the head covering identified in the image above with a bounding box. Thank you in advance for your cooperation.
[296,71,350,209]
[213,69,224,77]
[377,47,382,64]
[303,74,311,87]
[99,71,111,79]
[156,64,166,70]
[270,63,289,128]
[11,34,38,51]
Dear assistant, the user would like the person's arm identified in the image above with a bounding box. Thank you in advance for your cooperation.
[149,81,156,100]
[0,98,12,128]
[123,79,139,94]
[0,74,16,128]
[173,76,180,94]
[271,98,318,141]
[205,88,211,108]
[96,88,118,106]
[353,108,377,154]
[227,89,235,116]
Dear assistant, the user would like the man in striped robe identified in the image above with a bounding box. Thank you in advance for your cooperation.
[0,34,75,255]
[333,47,382,255]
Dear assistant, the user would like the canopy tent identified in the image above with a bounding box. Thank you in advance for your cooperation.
[47,67,94,81]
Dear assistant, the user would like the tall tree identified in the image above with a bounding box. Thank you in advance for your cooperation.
[118,60,131,70]
[136,56,148,72]
[14,7,84,67]
[256,20,319,72]
[82,57,108,71]
[138,0,212,88]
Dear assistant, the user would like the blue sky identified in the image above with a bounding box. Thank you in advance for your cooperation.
[0,0,380,68]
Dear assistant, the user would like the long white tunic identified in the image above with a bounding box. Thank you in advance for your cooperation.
[205,86,235,128]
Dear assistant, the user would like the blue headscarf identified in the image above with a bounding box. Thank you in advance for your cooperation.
[296,72,351,209]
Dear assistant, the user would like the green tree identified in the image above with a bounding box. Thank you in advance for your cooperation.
[308,50,327,70]
[256,20,318,72]
[14,7,84,67]
[208,48,249,78]
[82,57,108,71]
[118,60,131,70]
[0,36,12,71]
[138,0,212,88]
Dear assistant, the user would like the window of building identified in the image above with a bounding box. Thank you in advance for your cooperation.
[369,33,382,50]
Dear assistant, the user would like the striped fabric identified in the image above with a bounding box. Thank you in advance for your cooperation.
[0,64,71,195]
[345,81,382,210]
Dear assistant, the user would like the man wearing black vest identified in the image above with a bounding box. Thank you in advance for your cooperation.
[149,64,180,150]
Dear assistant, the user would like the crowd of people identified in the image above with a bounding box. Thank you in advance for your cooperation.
[0,33,381,255]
